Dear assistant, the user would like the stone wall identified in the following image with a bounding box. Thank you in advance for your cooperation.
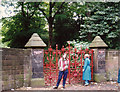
[92,49,119,82]
[106,50,119,81]
[0,47,120,91]
[23,49,32,87]
[1,48,31,91]
[0,48,2,92]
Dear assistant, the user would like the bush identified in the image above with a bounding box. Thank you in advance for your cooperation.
[69,40,90,50]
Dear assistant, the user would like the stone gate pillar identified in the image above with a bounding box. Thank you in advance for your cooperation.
[89,36,108,82]
[25,33,46,87]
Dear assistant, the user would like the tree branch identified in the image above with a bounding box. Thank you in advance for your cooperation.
[29,3,39,18]
[38,7,48,21]
[53,2,65,19]
[29,10,36,18]
[27,3,29,17]
[21,2,26,17]
[51,2,56,8]
[49,2,52,17]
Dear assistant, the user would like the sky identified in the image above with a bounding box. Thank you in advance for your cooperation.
[0,0,16,28]
[0,0,15,45]
[0,3,5,28]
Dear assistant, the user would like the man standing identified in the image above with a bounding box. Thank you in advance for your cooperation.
[53,53,69,89]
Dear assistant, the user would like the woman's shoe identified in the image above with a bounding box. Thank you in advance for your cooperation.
[118,83,120,86]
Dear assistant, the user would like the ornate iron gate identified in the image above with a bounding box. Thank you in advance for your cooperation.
[43,44,94,86]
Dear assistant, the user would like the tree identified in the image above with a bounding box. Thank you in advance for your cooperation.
[1,2,48,48]
[2,2,119,49]
[53,2,87,48]
[37,2,65,46]
[80,2,120,49]
[54,14,79,48]
[1,2,67,47]
[1,2,86,48]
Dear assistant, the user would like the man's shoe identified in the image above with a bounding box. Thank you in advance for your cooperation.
[61,87,65,89]
[53,86,58,89]
[85,83,89,86]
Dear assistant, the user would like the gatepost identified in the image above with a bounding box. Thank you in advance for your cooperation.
[89,36,108,82]
[25,33,46,87]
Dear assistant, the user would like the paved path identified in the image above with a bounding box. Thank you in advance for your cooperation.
[15,81,118,91]
[65,82,118,90]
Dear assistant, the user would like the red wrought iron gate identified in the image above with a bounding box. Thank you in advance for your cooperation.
[43,44,94,86]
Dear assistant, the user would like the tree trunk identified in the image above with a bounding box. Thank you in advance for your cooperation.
[48,2,53,46]
[48,21,53,46]
[87,33,92,42]
[39,2,64,46]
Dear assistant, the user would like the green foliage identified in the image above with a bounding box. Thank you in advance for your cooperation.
[1,2,120,50]
[80,2,120,49]
[1,2,49,48]
[53,2,87,49]
[54,14,80,49]
[69,40,90,50]
[1,12,48,48]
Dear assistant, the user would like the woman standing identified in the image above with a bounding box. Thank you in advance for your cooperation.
[118,69,120,85]
[82,54,91,86]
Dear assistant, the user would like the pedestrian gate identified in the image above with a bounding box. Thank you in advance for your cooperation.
[43,44,94,86]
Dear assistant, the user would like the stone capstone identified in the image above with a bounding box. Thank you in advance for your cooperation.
[25,33,46,48]
[89,36,108,48]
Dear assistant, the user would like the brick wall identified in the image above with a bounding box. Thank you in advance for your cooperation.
[106,50,119,81]
[1,48,31,91]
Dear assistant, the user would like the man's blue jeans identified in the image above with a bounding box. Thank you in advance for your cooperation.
[56,69,68,87]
